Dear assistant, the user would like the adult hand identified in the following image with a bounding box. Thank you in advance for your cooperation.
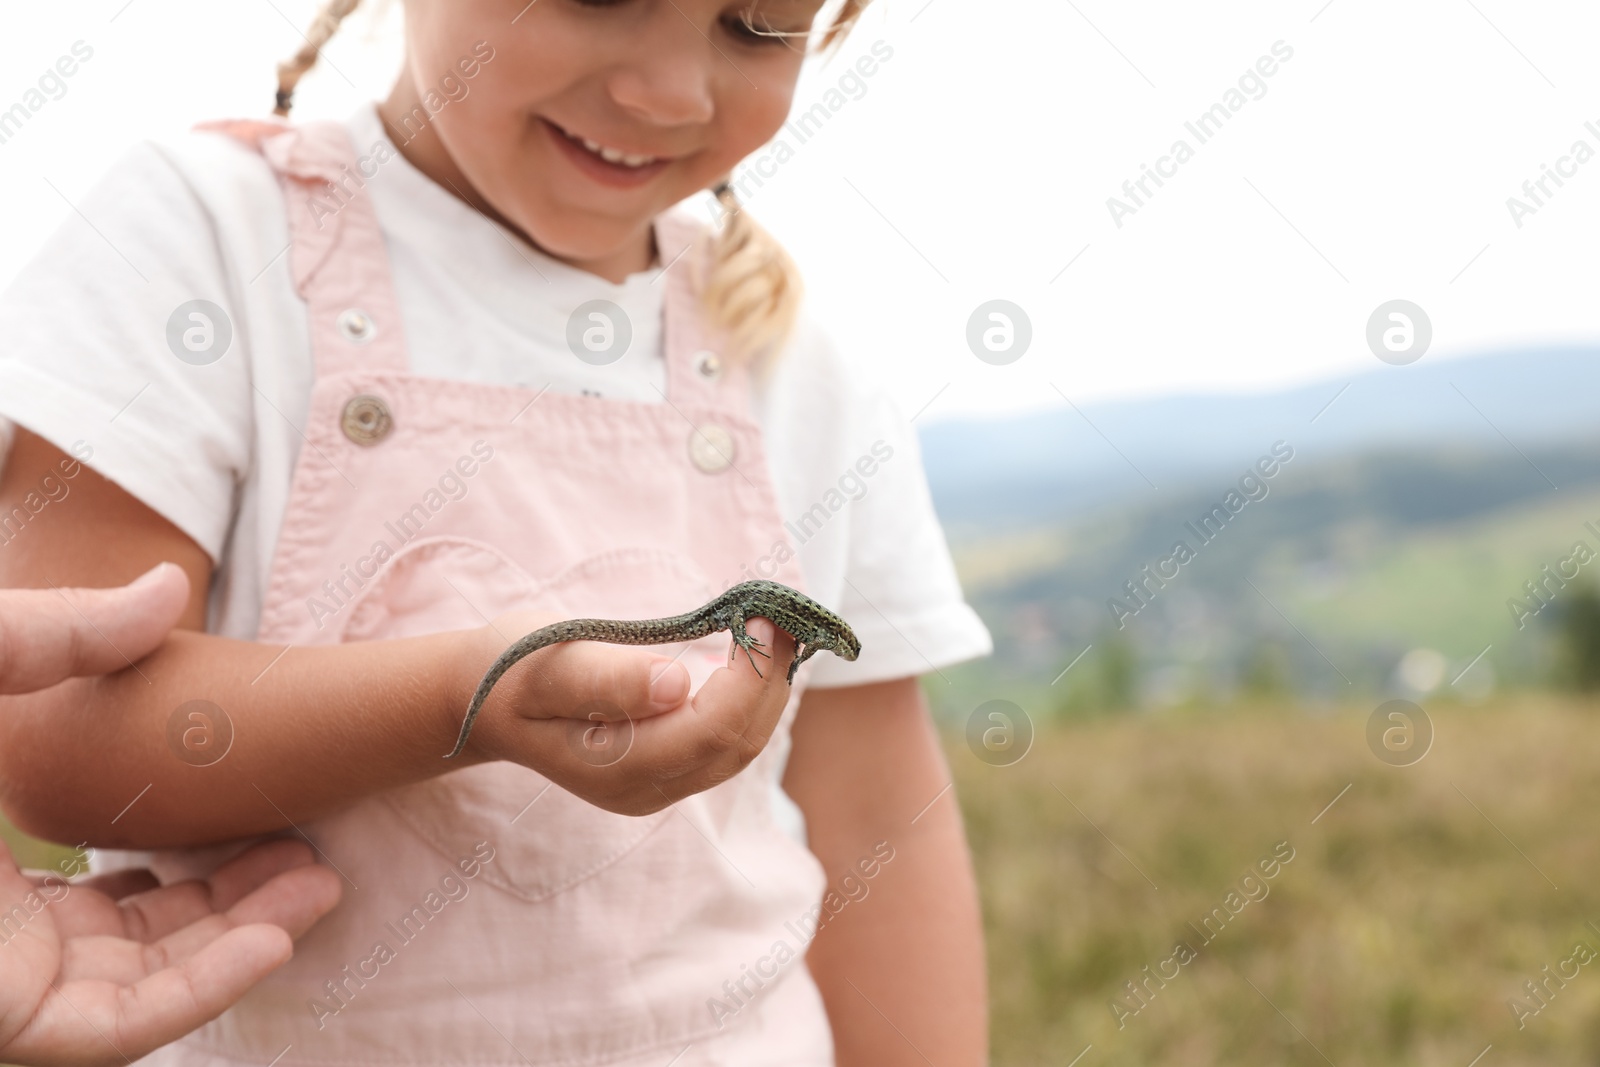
[460,610,798,816]
[0,563,190,694]
[0,562,343,1064]
[0,837,341,1067]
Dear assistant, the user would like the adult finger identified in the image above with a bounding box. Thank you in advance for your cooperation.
[68,869,158,902]
[111,840,338,946]
[10,924,294,1066]
[222,862,341,940]
[203,838,320,913]
[59,863,338,986]
[0,563,190,694]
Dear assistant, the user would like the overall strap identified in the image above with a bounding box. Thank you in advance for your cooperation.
[198,118,410,380]
[655,209,752,415]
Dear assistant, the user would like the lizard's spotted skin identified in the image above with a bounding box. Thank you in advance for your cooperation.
[445,580,861,759]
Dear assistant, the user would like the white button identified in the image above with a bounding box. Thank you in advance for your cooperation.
[693,350,723,380]
[689,424,736,473]
[337,309,377,345]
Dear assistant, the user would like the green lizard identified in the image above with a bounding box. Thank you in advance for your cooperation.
[445,579,861,759]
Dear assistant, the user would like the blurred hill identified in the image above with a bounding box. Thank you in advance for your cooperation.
[921,347,1599,537]
[918,349,1600,712]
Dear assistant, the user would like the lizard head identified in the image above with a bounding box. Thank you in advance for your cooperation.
[733,580,860,663]
[823,616,861,662]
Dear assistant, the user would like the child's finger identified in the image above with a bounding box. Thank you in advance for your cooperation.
[0,563,189,694]
[643,618,796,788]
[536,619,796,812]
[495,641,692,723]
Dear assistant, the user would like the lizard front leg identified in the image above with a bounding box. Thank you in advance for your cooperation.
[728,614,772,676]
[788,641,823,683]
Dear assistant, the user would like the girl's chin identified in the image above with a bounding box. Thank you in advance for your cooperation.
[507,212,662,273]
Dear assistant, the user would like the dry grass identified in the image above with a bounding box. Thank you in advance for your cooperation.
[5,696,1595,1063]
[952,695,1600,1066]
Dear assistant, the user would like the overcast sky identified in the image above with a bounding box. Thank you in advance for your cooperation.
[1,0,1595,424]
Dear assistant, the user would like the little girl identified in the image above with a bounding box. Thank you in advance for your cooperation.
[0,2,990,1064]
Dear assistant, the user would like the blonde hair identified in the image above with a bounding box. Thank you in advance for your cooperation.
[275,0,871,364]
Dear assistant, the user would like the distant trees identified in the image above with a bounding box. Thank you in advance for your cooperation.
[1554,582,1600,691]
[1241,641,1294,699]
[1053,631,1139,716]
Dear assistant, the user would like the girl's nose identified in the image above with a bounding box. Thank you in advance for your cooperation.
[607,27,717,127]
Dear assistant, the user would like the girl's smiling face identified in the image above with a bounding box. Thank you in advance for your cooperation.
[383,0,826,281]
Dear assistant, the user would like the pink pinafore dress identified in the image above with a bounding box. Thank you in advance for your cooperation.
[141,118,834,1067]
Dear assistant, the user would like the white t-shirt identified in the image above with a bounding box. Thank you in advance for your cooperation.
[0,104,990,688]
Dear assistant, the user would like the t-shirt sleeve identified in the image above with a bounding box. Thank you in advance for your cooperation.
[777,324,993,688]
[0,138,256,563]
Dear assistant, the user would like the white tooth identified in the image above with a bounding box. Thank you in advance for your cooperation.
[621,153,653,167]
[599,146,625,163]
[582,138,602,152]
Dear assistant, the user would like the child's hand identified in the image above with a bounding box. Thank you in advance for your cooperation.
[456,611,797,815]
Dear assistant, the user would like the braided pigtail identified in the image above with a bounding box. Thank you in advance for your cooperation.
[273,0,365,116]
[699,0,873,367]
[818,0,869,49]
[700,181,804,369]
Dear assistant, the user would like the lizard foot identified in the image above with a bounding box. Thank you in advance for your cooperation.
[730,633,771,676]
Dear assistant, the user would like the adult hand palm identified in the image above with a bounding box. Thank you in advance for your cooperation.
[0,838,340,1067]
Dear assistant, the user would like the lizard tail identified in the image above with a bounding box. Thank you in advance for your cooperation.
[445,632,550,758]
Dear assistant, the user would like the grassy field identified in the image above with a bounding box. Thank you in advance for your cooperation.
[5,694,1596,1064]
[954,694,1600,1066]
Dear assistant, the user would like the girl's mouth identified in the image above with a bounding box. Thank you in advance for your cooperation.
[542,118,673,188]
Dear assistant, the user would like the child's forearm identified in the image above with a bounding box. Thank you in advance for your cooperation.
[808,814,988,1066]
[0,626,487,848]
[785,679,989,1066]
[0,429,803,851]
[0,430,495,847]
